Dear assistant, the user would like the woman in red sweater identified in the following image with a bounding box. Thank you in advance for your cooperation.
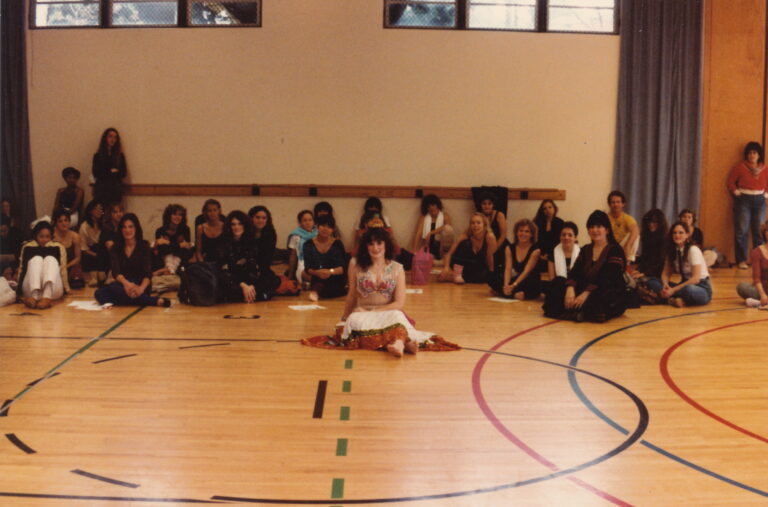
[727,141,768,269]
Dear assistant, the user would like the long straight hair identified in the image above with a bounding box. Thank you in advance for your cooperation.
[664,221,691,273]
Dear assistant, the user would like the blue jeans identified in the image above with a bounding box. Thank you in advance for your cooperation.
[734,194,766,263]
[646,277,712,306]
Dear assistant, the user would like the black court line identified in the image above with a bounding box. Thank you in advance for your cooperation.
[5,433,36,454]
[313,380,328,419]
[92,354,138,365]
[27,372,61,387]
[0,399,11,417]
[178,343,231,350]
[0,492,227,503]
[71,469,140,488]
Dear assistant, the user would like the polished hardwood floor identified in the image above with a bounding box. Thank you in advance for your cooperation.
[0,267,766,506]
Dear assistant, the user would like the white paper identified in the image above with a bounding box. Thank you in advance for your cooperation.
[68,300,111,311]
[289,304,327,311]
[487,297,519,303]
[406,288,423,294]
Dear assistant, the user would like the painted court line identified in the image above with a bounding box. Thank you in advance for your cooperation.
[568,309,768,498]
[660,318,768,444]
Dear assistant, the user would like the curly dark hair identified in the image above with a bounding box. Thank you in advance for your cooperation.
[744,141,764,163]
[162,204,188,229]
[420,194,443,216]
[224,210,253,243]
[356,227,395,269]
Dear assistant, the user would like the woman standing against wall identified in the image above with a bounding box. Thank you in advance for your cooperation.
[92,128,127,206]
[727,141,768,269]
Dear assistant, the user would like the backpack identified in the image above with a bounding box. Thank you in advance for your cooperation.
[411,246,433,285]
[178,262,224,306]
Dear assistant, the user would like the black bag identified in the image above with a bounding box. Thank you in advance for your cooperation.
[178,262,224,306]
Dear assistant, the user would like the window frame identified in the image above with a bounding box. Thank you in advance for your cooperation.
[383,0,620,35]
[29,0,262,29]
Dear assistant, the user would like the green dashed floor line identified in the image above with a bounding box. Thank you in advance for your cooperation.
[331,478,345,499]
[6,306,145,409]
[344,359,353,369]
[336,438,348,456]
[340,406,350,421]
[342,380,351,392]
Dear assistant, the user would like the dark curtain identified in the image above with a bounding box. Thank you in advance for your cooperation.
[613,0,703,222]
[1,0,36,230]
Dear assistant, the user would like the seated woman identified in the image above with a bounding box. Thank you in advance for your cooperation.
[490,218,541,299]
[303,228,458,357]
[249,205,283,293]
[737,221,768,307]
[95,214,170,307]
[534,199,565,271]
[217,210,279,303]
[52,208,84,289]
[303,214,347,301]
[547,221,580,280]
[360,197,391,227]
[411,193,454,260]
[543,210,627,322]
[313,201,342,240]
[79,200,109,286]
[195,199,225,263]
[645,221,712,307]
[438,212,496,284]
[98,202,125,254]
[479,192,508,274]
[287,210,317,283]
[17,220,69,309]
[154,204,193,275]
[635,209,668,279]
[678,208,703,247]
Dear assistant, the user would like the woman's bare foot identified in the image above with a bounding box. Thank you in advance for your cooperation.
[22,297,37,309]
[37,298,52,310]
[669,297,685,308]
[308,291,319,302]
[405,340,419,354]
[513,291,525,300]
[387,340,404,358]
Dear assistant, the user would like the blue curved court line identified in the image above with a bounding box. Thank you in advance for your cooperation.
[567,308,768,497]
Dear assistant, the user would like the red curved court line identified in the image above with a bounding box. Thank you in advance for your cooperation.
[472,321,632,507]
[659,318,768,444]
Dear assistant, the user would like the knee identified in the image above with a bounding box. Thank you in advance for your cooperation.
[736,282,756,299]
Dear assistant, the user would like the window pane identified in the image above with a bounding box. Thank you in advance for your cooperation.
[190,1,259,25]
[549,0,613,7]
[34,3,99,27]
[469,2,536,30]
[112,1,177,26]
[548,6,614,32]
[386,2,456,28]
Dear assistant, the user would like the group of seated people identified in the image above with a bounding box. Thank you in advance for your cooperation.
[2,189,767,326]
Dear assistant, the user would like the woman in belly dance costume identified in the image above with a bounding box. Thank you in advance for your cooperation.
[303,227,458,357]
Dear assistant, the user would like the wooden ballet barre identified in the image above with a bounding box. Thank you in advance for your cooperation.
[124,184,565,201]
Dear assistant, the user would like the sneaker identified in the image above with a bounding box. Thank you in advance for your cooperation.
[745,298,761,308]
[738,262,750,270]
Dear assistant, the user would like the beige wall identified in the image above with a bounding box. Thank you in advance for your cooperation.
[27,0,620,247]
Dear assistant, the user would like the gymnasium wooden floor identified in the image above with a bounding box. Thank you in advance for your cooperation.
[0,267,766,506]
